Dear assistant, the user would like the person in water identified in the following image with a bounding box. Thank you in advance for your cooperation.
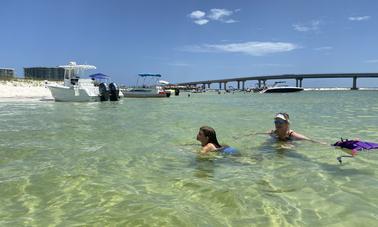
[196,126,237,154]
[269,113,313,141]
[196,126,222,153]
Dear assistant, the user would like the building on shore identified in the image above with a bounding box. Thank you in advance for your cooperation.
[24,67,64,80]
[0,68,15,79]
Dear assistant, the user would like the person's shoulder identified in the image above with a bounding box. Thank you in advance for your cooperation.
[202,143,217,153]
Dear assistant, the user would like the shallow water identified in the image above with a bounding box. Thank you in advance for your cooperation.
[1,91,378,226]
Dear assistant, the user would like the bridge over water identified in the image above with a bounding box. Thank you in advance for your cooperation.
[176,73,378,90]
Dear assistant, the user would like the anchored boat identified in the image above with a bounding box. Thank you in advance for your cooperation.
[259,81,303,93]
[46,62,120,102]
[122,74,171,98]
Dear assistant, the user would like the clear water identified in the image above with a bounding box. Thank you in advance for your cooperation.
[1,91,378,226]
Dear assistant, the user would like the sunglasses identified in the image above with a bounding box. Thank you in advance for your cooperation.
[274,119,287,125]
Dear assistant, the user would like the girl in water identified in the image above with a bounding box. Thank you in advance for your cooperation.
[196,126,238,154]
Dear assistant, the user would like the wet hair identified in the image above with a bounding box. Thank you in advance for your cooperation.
[199,126,221,148]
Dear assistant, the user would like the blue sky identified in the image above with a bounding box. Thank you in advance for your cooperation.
[1,0,378,87]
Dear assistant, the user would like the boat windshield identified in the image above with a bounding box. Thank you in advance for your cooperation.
[59,62,96,80]
[58,62,96,86]
[272,81,287,87]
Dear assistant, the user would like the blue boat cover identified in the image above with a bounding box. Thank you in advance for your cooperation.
[89,73,110,80]
[138,74,162,77]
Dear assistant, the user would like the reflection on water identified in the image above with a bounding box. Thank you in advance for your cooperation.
[1,91,378,226]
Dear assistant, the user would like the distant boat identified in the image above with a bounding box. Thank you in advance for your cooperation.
[259,81,303,93]
[122,74,171,98]
[46,62,120,102]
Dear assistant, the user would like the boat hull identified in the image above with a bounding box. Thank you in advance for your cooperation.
[48,85,100,102]
[122,88,170,98]
[123,93,168,98]
[260,87,303,93]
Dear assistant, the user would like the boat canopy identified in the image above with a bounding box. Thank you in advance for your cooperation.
[58,61,96,70]
[89,73,110,80]
[138,74,161,77]
[158,80,170,85]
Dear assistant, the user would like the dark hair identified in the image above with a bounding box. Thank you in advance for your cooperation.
[199,126,221,148]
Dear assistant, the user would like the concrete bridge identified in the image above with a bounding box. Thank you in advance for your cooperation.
[176,73,378,90]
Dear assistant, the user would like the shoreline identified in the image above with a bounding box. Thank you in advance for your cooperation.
[0,79,53,99]
[1,79,378,100]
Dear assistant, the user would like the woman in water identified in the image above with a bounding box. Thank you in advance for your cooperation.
[269,113,310,141]
[266,113,326,144]
[196,126,237,154]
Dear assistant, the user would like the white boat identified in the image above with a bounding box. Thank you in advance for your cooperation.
[46,62,120,102]
[259,81,303,93]
[122,74,170,98]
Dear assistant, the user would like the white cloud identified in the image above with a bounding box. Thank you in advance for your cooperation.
[188,8,239,25]
[349,16,370,21]
[189,10,206,19]
[293,24,310,32]
[252,63,294,67]
[181,41,299,56]
[314,46,333,51]
[194,19,209,25]
[293,20,320,32]
[365,59,378,63]
[224,19,238,24]
[208,8,233,20]
[167,62,191,67]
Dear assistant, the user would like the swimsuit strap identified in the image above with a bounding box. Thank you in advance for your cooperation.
[285,130,294,140]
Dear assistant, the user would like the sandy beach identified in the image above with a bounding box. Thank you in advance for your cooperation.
[0,79,53,99]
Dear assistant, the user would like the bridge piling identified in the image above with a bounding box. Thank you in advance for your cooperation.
[352,76,358,90]
[296,78,303,87]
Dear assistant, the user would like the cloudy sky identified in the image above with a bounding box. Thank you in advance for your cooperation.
[1,0,378,87]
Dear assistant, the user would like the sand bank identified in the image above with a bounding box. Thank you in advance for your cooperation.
[0,80,53,99]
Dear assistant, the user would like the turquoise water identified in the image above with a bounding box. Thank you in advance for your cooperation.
[1,91,378,226]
